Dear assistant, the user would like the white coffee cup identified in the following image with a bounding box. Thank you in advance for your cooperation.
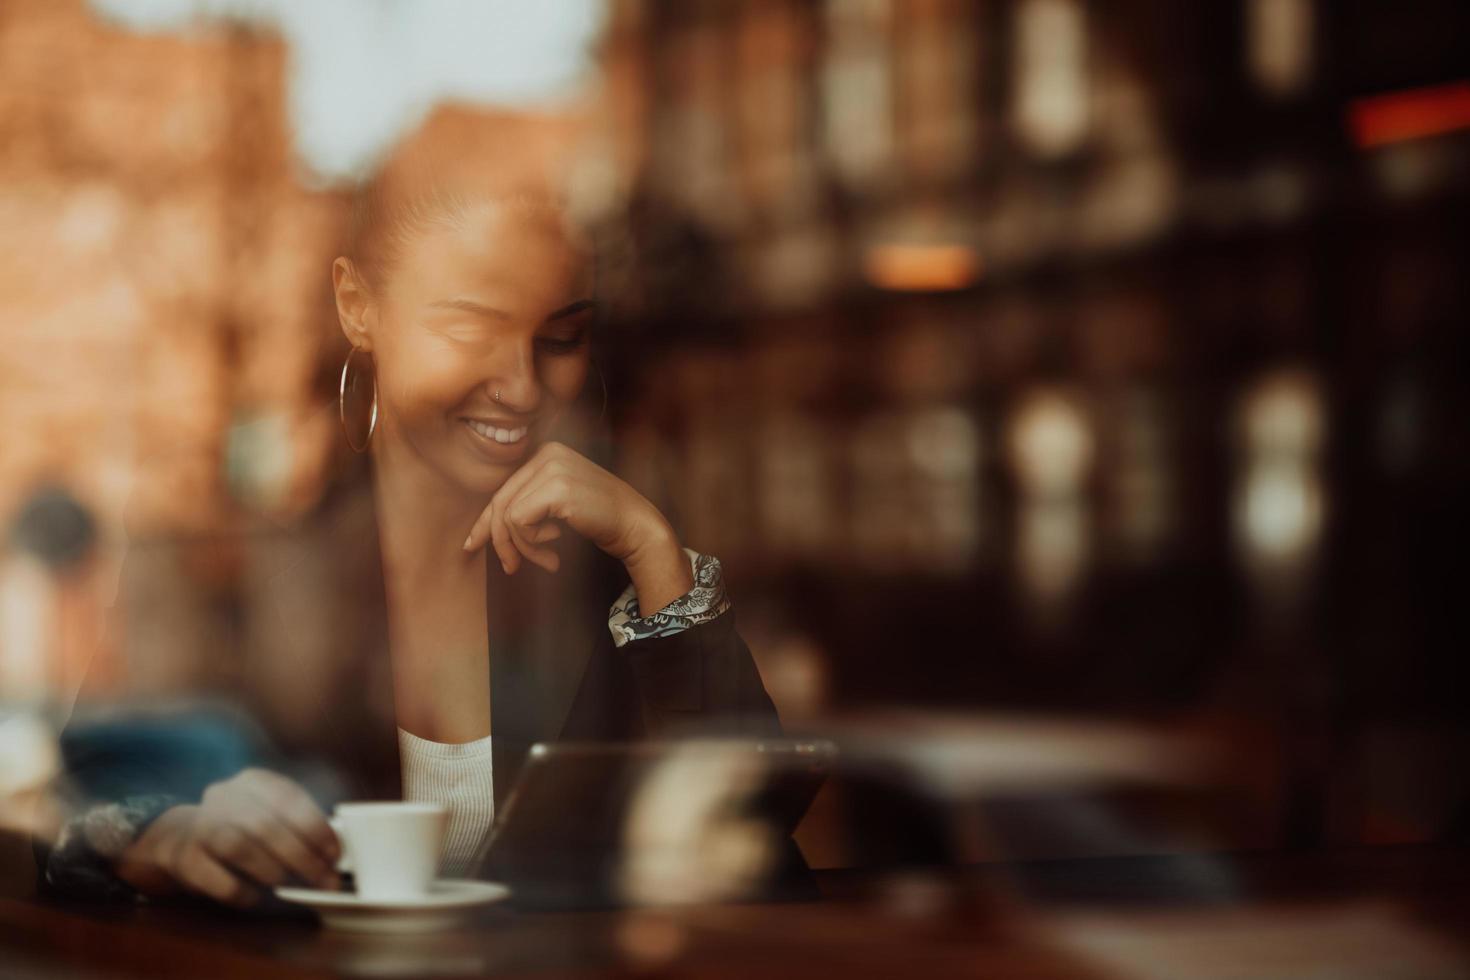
[329,801,448,901]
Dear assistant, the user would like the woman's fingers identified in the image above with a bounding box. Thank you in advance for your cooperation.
[232,770,339,888]
[465,487,524,571]
[465,442,571,568]
[491,451,565,573]
[243,773,339,863]
[462,442,617,578]
[465,503,498,556]
[241,804,338,889]
[506,519,560,574]
[499,515,565,574]
[463,444,555,556]
[180,844,261,907]
[171,770,341,905]
[502,476,575,574]
[477,506,553,574]
[199,824,284,897]
[490,502,521,574]
[530,522,562,544]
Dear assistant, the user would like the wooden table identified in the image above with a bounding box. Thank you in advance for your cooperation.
[3,846,1468,979]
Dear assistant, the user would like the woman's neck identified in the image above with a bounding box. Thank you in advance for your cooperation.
[371,433,494,743]
[370,435,485,590]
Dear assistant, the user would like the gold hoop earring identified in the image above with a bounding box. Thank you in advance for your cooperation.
[339,345,378,453]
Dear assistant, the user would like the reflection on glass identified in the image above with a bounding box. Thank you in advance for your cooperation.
[757,633,831,725]
[0,558,50,702]
[1012,0,1089,158]
[822,0,896,191]
[659,22,737,232]
[897,0,978,182]
[852,407,981,571]
[1233,369,1327,595]
[1247,0,1315,98]
[1239,463,1325,563]
[745,221,841,309]
[0,714,60,837]
[735,1,814,219]
[681,415,750,564]
[1018,499,1089,612]
[758,414,836,559]
[1240,369,1325,459]
[618,743,779,906]
[863,241,982,293]
[1008,388,1094,613]
[1008,387,1094,500]
[907,407,982,570]
[1109,389,1174,563]
[852,412,915,570]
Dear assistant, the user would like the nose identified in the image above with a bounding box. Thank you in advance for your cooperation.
[486,337,540,415]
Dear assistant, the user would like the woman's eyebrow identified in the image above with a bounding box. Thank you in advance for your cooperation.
[429,297,511,320]
[546,299,595,322]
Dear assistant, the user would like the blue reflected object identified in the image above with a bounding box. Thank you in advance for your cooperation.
[60,707,267,804]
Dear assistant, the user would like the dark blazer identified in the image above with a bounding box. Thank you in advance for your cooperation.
[46,459,782,895]
[483,524,783,811]
[303,472,781,807]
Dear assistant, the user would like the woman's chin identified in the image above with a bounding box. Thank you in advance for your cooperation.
[450,456,518,497]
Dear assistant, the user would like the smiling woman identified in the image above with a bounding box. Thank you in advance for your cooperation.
[338,199,594,492]
[41,106,783,901]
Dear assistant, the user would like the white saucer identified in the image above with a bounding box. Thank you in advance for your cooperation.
[275,879,511,933]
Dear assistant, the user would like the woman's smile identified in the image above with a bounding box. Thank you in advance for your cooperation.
[464,417,529,444]
[461,415,536,461]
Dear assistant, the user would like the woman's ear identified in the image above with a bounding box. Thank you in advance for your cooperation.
[332,256,374,351]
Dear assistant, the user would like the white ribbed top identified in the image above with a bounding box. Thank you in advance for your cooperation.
[397,728,495,878]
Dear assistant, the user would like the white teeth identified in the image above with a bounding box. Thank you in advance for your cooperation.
[467,420,528,444]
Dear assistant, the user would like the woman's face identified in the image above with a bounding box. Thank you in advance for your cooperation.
[357,200,594,496]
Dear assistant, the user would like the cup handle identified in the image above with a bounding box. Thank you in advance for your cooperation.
[328,816,353,873]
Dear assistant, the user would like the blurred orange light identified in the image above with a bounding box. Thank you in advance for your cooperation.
[863,243,981,292]
[1348,81,1470,149]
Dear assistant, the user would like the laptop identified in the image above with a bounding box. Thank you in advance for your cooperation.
[475,739,835,909]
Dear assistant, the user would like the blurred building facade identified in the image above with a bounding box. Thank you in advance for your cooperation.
[0,0,345,704]
[0,0,345,533]
[592,0,1470,847]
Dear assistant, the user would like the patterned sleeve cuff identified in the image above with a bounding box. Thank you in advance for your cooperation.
[45,794,181,901]
[607,548,731,648]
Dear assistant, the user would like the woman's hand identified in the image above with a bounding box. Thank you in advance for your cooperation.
[115,769,340,908]
[464,441,694,614]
